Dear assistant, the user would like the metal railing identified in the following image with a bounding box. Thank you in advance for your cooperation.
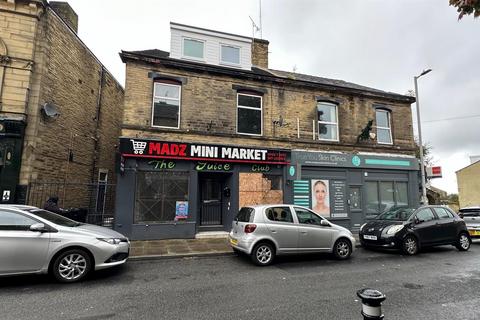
[26,181,116,227]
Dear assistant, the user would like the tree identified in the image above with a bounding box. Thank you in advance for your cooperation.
[414,139,434,167]
[450,0,480,19]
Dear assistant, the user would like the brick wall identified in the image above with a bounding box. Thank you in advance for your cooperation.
[122,61,415,155]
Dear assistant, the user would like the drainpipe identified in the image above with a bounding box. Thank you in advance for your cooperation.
[91,67,105,183]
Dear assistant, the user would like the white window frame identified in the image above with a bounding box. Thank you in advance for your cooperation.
[151,82,181,129]
[376,109,393,145]
[220,43,241,66]
[317,101,339,142]
[182,37,205,61]
[236,93,263,136]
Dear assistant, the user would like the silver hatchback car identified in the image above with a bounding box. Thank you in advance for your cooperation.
[229,204,356,265]
[0,205,129,283]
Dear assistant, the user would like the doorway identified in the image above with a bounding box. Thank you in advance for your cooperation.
[198,173,229,228]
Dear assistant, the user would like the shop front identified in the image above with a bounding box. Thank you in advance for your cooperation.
[114,138,290,240]
[288,151,419,230]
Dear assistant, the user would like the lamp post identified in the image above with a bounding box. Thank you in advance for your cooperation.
[414,68,432,205]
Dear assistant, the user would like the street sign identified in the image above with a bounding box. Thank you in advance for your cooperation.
[426,166,442,178]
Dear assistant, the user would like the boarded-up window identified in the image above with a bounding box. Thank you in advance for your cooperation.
[239,173,283,208]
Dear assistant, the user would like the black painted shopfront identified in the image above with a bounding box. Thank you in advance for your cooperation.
[114,138,290,240]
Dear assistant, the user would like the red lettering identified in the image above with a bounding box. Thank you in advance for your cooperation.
[161,143,170,155]
[179,144,187,157]
[149,142,161,155]
[171,144,179,155]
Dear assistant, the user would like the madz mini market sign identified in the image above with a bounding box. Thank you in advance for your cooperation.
[120,138,289,165]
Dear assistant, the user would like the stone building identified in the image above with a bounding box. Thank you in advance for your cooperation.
[116,23,418,240]
[0,0,124,217]
[456,159,480,208]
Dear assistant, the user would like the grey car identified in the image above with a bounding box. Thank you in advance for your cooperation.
[459,206,480,239]
[0,205,129,283]
[229,204,356,266]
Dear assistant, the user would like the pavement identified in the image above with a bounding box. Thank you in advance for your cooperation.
[129,231,361,259]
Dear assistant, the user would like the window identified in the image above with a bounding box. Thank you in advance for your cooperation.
[366,181,409,215]
[221,45,240,65]
[265,206,293,223]
[236,207,255,223]
[134,171,189,223]
[294,207,323,225]
[433,207,451,219]
[415,208,436,222]
[152,82,181,128]
[317,102,339,141]
[0,210,37,230]
[376,109,392,144]
[237,93,262,135]
[183,38,204,59]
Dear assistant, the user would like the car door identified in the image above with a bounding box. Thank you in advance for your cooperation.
[264,206,298,253]
[293,206,334,252]
[0,209,50,274]
[411,208,439,246]
[432,207,457,243]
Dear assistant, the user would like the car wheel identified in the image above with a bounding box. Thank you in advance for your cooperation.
[251,242,275,266]
[333,238,352,260]
[402,236,418,255]
[52,249,92,283]
[455,232,471,251]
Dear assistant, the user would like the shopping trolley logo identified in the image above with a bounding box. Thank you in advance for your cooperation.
[130,139,147,155]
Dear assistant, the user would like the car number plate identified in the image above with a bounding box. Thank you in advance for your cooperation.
[363,235,377,240]
[468,230,480,236]
[230,238,238,245]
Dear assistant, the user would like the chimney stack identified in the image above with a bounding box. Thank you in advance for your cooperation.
[252,38,269,69]
[50,2,78,33]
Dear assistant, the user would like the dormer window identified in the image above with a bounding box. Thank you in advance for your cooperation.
[183,38,204,60]
[221,44,240,65]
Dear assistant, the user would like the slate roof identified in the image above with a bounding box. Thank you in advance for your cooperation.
[121,49,414,102]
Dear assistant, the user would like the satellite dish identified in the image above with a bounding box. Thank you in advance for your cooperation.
[41,102,60,119]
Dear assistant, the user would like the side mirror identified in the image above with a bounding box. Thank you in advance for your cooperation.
[414,217,421,224]
[30,223,47,232]
[320,220,330,227]
[458,213,464,219]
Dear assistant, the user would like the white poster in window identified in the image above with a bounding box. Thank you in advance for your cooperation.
[311,180,330,217]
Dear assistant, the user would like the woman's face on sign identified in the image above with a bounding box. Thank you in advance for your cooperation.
[314,183,327,203]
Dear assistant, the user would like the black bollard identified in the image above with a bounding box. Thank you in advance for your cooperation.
[357,288,386,320]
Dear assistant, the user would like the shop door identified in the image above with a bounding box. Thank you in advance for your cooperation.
[348,186,363,230]
[200,177,223,226]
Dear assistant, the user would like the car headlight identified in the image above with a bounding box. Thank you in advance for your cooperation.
[98,238,122,245]
[386,225,404,235]
[359,223,367,232]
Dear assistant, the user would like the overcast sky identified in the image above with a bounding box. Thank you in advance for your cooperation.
[65,0,479,194]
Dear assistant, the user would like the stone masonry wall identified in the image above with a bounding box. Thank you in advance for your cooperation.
[457,162,480,208]
[122,61,415,155]
[31,7,123,186]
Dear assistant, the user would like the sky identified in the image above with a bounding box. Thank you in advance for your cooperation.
[64,0,479,194]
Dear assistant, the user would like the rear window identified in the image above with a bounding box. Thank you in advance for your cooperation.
[236,207,255,222]
[459,209,480,217]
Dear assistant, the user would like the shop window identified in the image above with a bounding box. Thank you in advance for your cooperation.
[317,102,339,141]
[365,180,409,215]
[134,171,189,223]
[152,82,181,128]
[376,109,393,144]
[237,93,262,136]
[239,173,282,207]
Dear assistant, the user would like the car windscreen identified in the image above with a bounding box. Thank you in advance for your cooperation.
[26,209,81,227]
[376,207,416,221]
[236,207,255,222]
[459,209,480,217]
